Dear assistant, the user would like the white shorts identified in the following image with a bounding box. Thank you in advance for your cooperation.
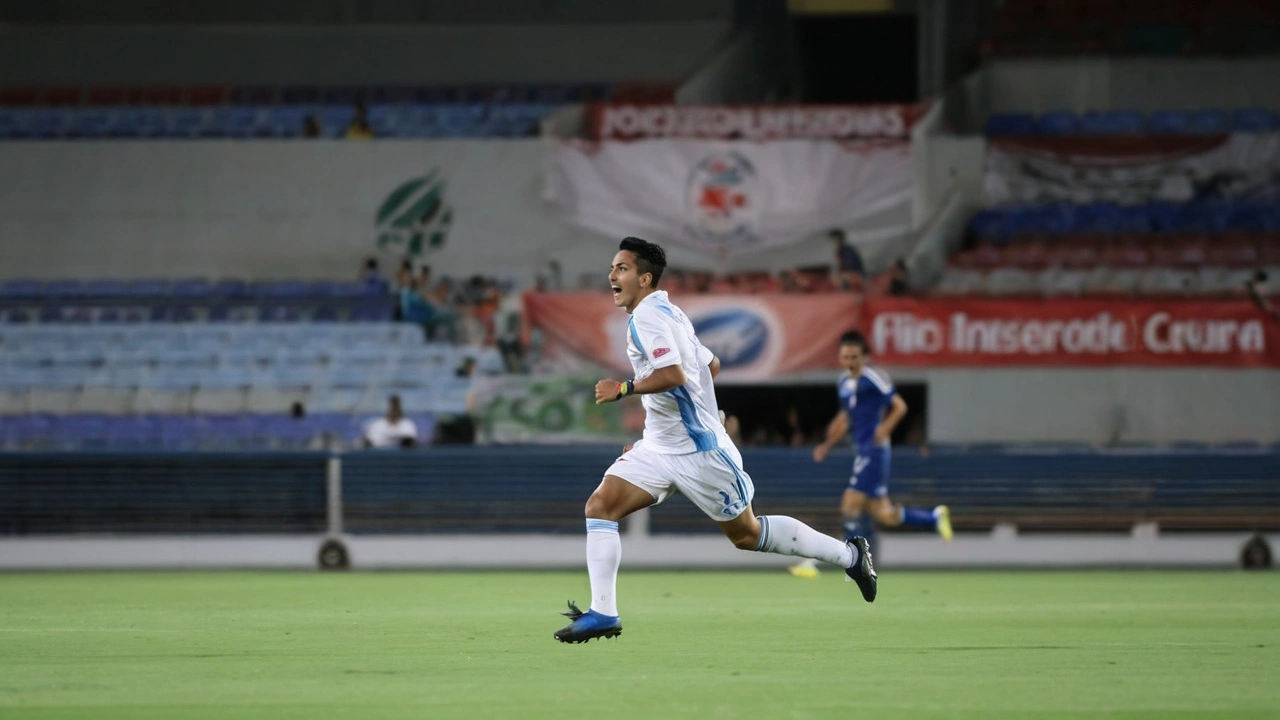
[604,440,755,521]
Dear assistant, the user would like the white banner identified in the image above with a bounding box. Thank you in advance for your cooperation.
[984,133,1280,207]
[548,139,913,256]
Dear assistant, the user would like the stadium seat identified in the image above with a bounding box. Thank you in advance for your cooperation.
[1233,107,1278,132]
[1187,109,1231,134]
[984,113,1038,136]
[1036,110,1078,135]
[1078,110,1144,135]
[1147,110,1191,134]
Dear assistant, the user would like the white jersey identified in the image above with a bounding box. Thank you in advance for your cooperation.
[625,291,730,455]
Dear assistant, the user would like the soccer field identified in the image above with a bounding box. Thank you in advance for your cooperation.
[1,570,1276,719]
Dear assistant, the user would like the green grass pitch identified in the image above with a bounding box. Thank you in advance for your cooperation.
[1,570,1277,719]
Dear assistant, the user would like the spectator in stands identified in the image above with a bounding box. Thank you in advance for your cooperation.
[302,115,322,138]
[359,257,387,293]
[424,278,461,341]
[393,259,414,292]
[829,229,865,291]
[1247,270,1280,322]
[345,105,374,140]
[495,289,526,373]
[455,357,476,378]
[888,259,910,296]
[360,395,418,449]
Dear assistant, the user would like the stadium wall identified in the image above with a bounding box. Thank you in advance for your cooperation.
[903,368,1280,445]
[0,23,728,85]
[3,447,1275,570]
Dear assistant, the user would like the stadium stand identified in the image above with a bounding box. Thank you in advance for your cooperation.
[0,323,490,449]
[984,107,1279,136]
[0,83,672,139]
[981,0,1280,56]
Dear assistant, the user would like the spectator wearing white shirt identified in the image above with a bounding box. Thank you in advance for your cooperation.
[361,395,419,449]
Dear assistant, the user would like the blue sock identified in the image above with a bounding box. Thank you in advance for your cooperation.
[841,515,863,542]
[902,506,938,529]
[860,513,880,558]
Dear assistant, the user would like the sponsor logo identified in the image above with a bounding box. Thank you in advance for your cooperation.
[870,309,1266,357]
[693,310,769,369]
[375,170,454,257]
[652,347,670,358]
[597,105,912,140]
[685,152,760,246]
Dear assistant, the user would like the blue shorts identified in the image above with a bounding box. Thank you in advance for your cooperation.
[848,446,890,498]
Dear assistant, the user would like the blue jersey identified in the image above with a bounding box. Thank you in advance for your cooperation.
[837,367,896,450]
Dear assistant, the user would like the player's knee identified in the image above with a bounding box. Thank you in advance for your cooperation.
[584,492,618,521]
[726,523,761,550]
[871,506,899,526]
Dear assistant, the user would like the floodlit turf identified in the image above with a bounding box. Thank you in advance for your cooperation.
[1,571,1277,719]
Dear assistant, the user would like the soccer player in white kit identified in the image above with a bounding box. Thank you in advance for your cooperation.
[554,238,877,643]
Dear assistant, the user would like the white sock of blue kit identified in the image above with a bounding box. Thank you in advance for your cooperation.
[755,515,855,567]
[585,519,621,616]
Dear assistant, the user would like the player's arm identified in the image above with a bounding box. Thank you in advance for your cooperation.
[595,365,686,404]
[812,411,848,463]
[874,393,908,445]
[708,354,720,379]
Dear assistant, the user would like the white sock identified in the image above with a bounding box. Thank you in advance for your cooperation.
[756,515,854,568]
[585,519,621,616]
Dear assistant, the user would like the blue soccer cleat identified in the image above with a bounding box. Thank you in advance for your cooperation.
[845,536,877,603]
[554,601,622,644]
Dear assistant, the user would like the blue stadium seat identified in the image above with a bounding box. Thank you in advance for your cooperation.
[984,113,1038,136]
[268,106,314,138]
[30,109,70,139]
[171,278,214,297]
[436,105,488,137]
[0,108,29,138]
[1035,111,1077,135]
[210,279,250,298]
[1147,110,1191,134]
[42,280,84,298]
[1233,107,1278,132]
[220,107,266,138]
[319,106,357,137]
[1079,110,1144,135]
[126,280,173,297]
[114,108,167,138]
[82,280,130,296]
[366,104,402,137]
[166,108,210,138]
[1187,109,1230,134]
[256,281,310,298]
[70,109,113,139]
[0,279,43,298]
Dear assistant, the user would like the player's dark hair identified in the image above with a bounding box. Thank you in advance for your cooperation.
[840,330,869,353]
[619,237,666,287]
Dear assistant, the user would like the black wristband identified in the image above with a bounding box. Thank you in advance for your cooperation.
[616,379,635,399]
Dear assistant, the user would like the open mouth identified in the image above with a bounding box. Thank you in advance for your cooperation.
[611,285,622,299]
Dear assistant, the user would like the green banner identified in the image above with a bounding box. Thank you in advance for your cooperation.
[473,375,643,445]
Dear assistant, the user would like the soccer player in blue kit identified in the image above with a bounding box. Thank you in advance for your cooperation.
[555,238,878,643]
[791,330,951,578]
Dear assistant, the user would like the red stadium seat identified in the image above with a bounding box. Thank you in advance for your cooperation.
[0,87,40,105]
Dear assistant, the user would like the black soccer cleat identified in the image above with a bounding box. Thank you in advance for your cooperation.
[845,536,877,603]
[553,601,623,644]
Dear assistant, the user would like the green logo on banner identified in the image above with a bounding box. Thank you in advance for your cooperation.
[375,170,454,257]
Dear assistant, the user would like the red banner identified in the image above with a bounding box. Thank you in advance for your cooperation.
[864,298,1280,367]
[588,103,926,141]
[524,292,861,381]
